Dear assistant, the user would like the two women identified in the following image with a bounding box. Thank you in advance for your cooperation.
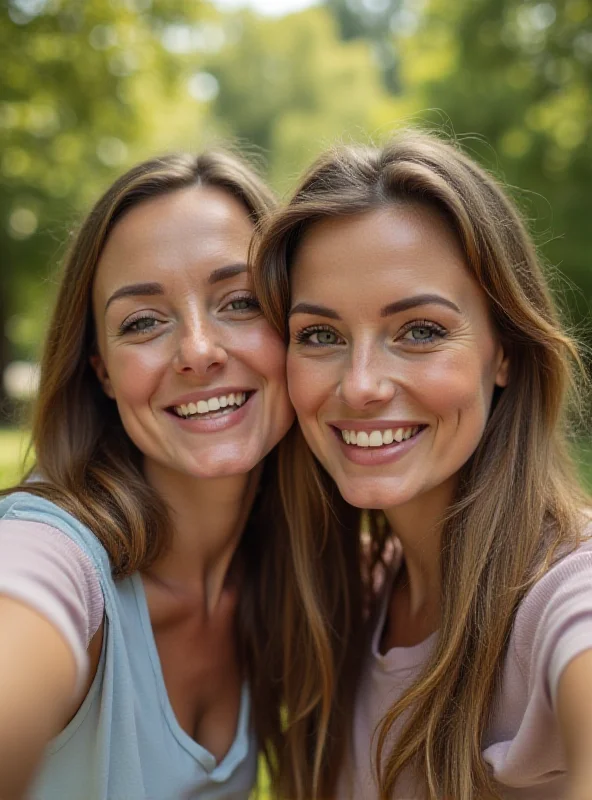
[255,132,592,799]
[1,130,591,800]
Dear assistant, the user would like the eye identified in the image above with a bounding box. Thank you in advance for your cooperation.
[119,315,163,335]
[294,325,345,347]
[221,294,261,314]
[399,320,447,345]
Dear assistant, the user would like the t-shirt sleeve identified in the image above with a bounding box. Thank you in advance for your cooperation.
[516,538,592,711]
[0,519,104,692]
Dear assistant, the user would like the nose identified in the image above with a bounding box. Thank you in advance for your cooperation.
[338,341,396,410]
[172,315,228,377]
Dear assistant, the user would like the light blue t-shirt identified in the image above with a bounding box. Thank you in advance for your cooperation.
[0,492,257,800]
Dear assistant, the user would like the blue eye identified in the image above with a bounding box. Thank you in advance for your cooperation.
[400,321,447,345]
[222,295,261,313]
[119,315,161,335]
[294,325,345,346]
[405,327,433,340]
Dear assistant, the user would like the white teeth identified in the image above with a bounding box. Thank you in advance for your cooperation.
[174,392,249,418]
[341,426,422,448]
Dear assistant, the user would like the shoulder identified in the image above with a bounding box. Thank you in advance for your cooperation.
[0,491,110,574]
[511,517,592,698]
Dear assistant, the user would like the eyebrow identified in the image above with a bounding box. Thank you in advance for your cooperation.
[380,294,461,317]
[104,264,249,313]
[288,302,341,320]
[105,282,164,312]
[289,293,461,320]
[208,263,248,284]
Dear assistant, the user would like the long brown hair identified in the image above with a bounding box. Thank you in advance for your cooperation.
[253,130,590,799]
[4,150,366,798]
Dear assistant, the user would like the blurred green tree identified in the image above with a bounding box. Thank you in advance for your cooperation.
[324,0,404,91]
[202,6,403,192]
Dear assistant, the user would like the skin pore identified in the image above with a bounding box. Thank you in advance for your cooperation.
[287,203,508,647]
[90,185,293,759]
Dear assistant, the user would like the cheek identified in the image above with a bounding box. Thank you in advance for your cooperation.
[106,345,167,408]
[417,351,498,439]
[238,325,287,387]
[286,354,325,418]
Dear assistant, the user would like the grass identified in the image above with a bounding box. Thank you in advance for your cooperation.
[0,428,32,489]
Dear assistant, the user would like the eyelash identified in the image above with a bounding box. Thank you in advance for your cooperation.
[293,320,448,347]
[118,313,162,336]
[294,324,343,347]
[398,319,448,345]
[221,293,261,313]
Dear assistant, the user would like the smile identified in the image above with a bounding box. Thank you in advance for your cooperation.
[329,422,427,466]
[340,426,421,448]
[171,391,251,420]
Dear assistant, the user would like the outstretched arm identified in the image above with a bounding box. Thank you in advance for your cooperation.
[0,596,79,799]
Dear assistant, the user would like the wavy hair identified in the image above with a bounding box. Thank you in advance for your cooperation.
[253,130,590,799]
[4,150,366,799]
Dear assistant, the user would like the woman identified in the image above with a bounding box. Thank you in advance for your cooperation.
[254,131,592,799]
[0,151,364,799]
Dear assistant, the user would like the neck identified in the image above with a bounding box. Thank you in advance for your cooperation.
[143,461,262,614]
[384,477,457,619]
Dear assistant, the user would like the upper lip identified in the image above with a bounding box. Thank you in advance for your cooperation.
[167,387,254,407]
[329,420,426,432]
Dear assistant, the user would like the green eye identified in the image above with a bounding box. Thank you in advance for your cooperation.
[229,299,250,310]
[313,330,338,344]
[409,327,432,340]
[120,316,160,335]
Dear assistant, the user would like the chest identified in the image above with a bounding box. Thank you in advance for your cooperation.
[148,587,243,763]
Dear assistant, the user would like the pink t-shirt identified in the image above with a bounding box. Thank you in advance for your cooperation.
[338,534,592,800]
[0,520,103,691]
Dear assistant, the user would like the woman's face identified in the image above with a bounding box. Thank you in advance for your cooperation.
[287,203,509,512]
[92,185,293,481]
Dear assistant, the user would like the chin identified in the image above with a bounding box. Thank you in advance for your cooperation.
[336,477,417,511]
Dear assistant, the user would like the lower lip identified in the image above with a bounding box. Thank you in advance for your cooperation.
[333,426,426,466]
[166,394,255,433]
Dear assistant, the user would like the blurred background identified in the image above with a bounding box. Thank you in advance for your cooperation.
[1,0,591,489]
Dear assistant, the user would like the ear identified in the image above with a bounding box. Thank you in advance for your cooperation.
[90,353,115,399]
[494,345,510,388]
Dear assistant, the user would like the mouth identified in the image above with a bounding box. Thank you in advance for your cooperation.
[333,424,426,449]
[167,391,254,421]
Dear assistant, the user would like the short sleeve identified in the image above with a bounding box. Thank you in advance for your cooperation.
[515,538,592,711]
[0,519,104,691]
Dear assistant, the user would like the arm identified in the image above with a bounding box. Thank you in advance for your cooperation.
[557,648,592,800]
[0,596,79,800]
[0,519,104,798]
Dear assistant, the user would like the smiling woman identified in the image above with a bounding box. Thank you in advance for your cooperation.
[254,131,592,800]
[0,151,363,800]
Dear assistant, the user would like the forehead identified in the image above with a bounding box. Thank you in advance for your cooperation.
[94,185,253,295]
[290,203,478,307]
